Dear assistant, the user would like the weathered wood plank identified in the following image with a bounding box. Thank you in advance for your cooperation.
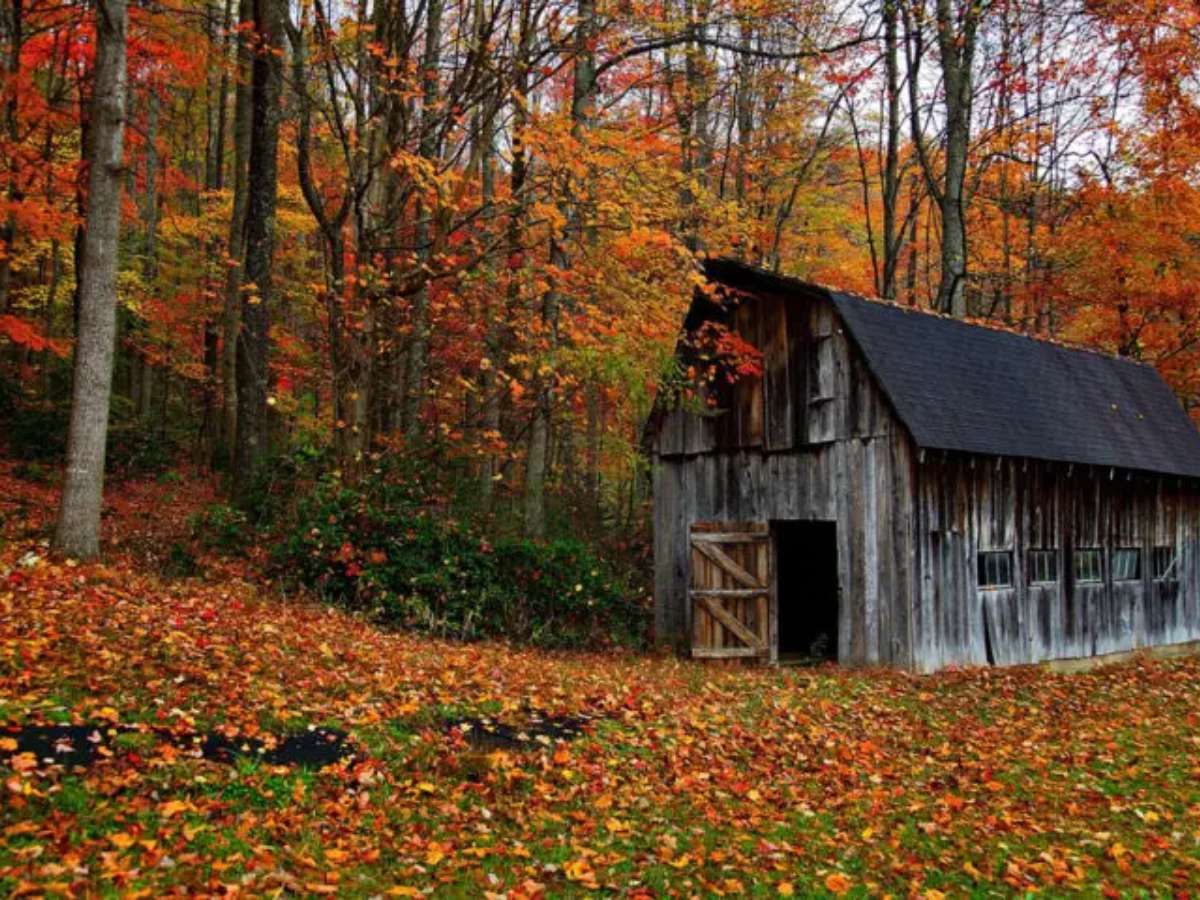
[692,532,772,543]
[697,595,766,651]
[692,647,760,658]
[692,540,764,589]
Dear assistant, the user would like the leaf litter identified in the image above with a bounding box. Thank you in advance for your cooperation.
[3,464,1200,896]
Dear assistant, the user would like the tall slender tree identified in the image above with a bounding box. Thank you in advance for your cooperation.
[232,0,283,502]
[906,0,987,316]
[53,0,128,559]
[220,0,253,467]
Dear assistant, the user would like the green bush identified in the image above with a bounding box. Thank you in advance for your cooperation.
[2,403,68,462]
[273,474,646,650]
[0,401,176,477]
[191,503,251,552]
[239,443,329,527]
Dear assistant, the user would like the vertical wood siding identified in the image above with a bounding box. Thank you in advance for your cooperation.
[653,286,1200,672]
[913,454,1200,671]
[653,289,916,667]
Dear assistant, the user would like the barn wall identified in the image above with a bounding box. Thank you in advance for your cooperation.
[653,290,918,667]
[913,455,1200,671]
[653,286,1200,672]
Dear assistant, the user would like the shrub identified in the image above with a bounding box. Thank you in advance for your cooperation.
[0,401,176,477]
[238,443,329,528]
[191,503,251,552]
[273,474,646,650]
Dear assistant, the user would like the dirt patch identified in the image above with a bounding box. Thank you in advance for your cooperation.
[2,723,354,770]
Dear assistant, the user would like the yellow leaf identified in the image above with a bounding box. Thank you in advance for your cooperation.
[0,737,17,752]
[778,883,795,896]
[159,800,190,819]
[109,832,135,850]
[385,889,422,898]
[425,848,444,866]
[564,859,595,882]
[416,781,436,795]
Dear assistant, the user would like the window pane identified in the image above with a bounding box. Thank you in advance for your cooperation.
[1075,549,1103,583]
[978,551,1013,588]
[1152,547,1178,581]
[1113,549,1140,581]
[1029,550,1057,584]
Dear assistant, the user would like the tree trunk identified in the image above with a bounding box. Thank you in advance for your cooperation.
[905,0,979,317]
[880,0,901,299]
[219,0,253,468]
[933,0,978,317]
[401,0,444,442]
[0,0,21,314]
[232,0,283,502]
[53,0,128,560]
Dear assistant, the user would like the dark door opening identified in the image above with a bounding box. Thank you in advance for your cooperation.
[774,520,839,662]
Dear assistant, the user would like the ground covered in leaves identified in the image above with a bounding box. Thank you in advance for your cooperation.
[3,466,1200,897]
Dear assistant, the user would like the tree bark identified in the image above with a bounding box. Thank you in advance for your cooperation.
[905,0,982,317]
[288,15,363,477]
[53,0,128,560]
[219,0,253,468]
[401,0,444,442]
[232,0,283,502]
[0,0,22,313]
[880,0,901,299]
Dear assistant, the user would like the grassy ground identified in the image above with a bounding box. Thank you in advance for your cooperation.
[2,465,1200,897]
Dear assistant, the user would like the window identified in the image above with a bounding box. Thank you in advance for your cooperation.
[1112,548,1141,581]
[1074,549,1104,583]
[1028,549,1058,584]
[978,551,1013,589]
[1152,546,1178,581]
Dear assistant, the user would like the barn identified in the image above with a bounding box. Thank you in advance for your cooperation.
[649,259,1200,671]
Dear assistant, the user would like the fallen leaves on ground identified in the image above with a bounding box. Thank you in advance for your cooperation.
[2,465,1200,896]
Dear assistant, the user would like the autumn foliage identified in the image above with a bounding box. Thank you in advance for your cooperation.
[4,466,1200,894]
[2,0,1199,543]
[3,0,1200,890]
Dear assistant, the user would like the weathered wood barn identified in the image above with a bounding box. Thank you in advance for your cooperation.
[649,259,1200,671]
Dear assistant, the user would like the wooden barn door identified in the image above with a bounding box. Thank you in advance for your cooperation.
[689,522,773,661]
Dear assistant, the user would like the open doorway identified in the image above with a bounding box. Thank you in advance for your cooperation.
[773,520,839,663]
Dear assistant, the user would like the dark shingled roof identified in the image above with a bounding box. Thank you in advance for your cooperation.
[704,258,1200,478]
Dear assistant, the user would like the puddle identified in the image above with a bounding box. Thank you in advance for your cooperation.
[448,713,595,751]
[5,725,109,767]
[1,723,354,770]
